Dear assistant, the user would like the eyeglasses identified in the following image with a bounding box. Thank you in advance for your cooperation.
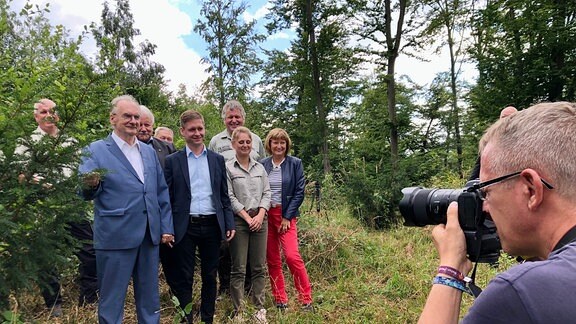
[471,171,554,201]
[113,113,140,121]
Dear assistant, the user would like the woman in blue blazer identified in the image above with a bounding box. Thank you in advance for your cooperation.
[260,128,313,311]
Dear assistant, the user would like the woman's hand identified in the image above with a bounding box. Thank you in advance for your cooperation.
[250,210,265,232]
[279,218,291,234]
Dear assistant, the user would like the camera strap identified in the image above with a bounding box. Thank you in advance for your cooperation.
[552,225,576,253]
[467,262,482,298]
[469,225,576,299]
[465,227,489,298]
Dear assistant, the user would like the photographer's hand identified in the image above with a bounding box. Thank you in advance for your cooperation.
[418,202,472,324]
[432,202,472,274]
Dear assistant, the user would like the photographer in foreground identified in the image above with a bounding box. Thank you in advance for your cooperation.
[419,102,576,324]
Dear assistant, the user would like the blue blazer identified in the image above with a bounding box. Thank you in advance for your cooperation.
[261,155,305,220]
[164,148,235,244]
[79,135,174,250]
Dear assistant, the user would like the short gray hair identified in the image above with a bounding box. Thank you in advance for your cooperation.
[480,101,576,198]
[34,98,56,112]
[154,126,173,137]
[221,100,246,119]
[110,95,139,114]
[139,105,155,125]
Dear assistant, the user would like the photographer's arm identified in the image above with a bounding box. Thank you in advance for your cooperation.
[418,202,473,324]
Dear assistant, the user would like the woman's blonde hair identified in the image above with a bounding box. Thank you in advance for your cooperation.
[231,126,252,142]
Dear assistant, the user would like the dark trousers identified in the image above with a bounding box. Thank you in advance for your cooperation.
[41,220,97,307]
[173,217,221,323]
[40,271,62,308]
[68,220,98,305]
[160,243,180,296]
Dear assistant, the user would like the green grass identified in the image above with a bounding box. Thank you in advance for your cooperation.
[5,202,510,323]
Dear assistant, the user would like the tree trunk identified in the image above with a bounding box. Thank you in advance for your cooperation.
[306,0,331,174]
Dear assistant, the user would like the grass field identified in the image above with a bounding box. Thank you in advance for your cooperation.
[5,203,512,323]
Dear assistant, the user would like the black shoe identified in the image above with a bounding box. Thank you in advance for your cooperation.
[302,303,314,312]
[179,312,194,323]
[276,303,288,312]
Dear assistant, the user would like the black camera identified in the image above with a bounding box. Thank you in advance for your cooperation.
[399,180,501,263]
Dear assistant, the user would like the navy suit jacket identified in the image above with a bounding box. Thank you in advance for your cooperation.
[140,137,176,169]
[261,155,305,220]
[164,147,234,244]
[79,135,174,250]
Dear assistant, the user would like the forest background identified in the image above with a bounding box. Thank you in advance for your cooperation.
[1,0,575,322]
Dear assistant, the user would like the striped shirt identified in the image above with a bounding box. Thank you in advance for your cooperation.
[269,159,283,205]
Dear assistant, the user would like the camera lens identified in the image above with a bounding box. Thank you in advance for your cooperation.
[400,187,464,226]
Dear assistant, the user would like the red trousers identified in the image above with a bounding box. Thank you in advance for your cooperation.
[266,206,312,304]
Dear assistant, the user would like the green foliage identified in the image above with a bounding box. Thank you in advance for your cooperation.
[91,0,171,121]
[0,0,104,307]
[469,0,576,123]
[261,0,361,178]
[337,79,416,228]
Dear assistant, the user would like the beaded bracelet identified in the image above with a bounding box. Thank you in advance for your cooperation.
[437,265,471,282]
[433,275,473,296]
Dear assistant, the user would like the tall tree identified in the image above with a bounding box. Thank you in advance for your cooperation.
[344,76,416,227]
[263,0,360,177]
[194,0,264,109]
[351,0,425,208]
[420,0,475,178]
[0,1,110,309]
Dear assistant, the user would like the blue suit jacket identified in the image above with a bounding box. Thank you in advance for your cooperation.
[261,155,305,220]
[79,135,174,250]
[164,147,235,244]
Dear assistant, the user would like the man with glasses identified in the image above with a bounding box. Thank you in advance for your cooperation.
[419,102,576,323]
[79,95,174,323]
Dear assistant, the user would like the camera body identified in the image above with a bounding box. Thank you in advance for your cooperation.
[399,180,501,263]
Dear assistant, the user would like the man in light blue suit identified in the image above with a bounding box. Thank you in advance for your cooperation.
[79,95,174,324]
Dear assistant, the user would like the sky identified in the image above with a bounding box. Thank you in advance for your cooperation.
[10,0,477,96]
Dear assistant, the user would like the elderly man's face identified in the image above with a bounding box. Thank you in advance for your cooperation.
[34,104,59,131]
[155,129,174,143]
[111,100,140,141]
[225,109,244,134]
[137,114,154,143]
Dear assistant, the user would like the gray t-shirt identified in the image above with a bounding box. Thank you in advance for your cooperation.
[208,129,265,161]
[463,241,576,323]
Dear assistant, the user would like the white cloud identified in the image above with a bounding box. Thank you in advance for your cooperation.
[243,1,272,22]
[268,31,291,41]
[10,0,208,96]
[129,1,208,94]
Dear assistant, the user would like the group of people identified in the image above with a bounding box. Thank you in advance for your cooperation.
[27,96,314,324]
[19,95,576,324]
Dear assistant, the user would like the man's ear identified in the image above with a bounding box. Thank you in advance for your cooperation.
[521,169,544,210]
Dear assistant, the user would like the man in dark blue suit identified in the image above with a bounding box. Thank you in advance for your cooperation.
[164,110,235,324]
[79,95,174,324]
[137,105,176,169]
